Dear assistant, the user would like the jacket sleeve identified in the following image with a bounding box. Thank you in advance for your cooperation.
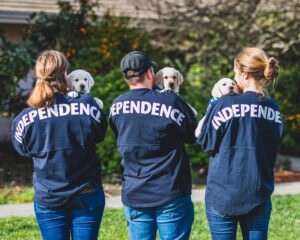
[108,101,118,138]
[196,101,225,155]
[89,97,108,143]
[95,109,108,142]
[11,115,30,158]
[174,95,197,144]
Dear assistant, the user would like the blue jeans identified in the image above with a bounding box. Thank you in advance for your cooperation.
[34,187,105,240]
[123,195,194,240]
[206,199,272,240]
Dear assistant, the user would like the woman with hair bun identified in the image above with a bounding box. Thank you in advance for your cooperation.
[197,47,283,240]
[11,50,107,240]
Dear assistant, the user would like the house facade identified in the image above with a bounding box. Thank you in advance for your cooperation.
[0,0,159,43]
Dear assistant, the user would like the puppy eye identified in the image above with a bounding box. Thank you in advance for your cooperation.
[173,76,177,79]
[75,79,79,82]
[84,78,87,81]
[164,76,168,79]
[222,83,226,86]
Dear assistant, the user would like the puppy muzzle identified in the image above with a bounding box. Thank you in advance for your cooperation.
[228,88,236,95]
[169,82,175,89]
[79,85,86,93]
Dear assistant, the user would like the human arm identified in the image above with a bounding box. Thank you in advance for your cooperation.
[196,101,225,155]
[195,97,219,138]
[11,115,31,157]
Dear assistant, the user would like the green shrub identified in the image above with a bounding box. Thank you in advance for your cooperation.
[0,36,34,114]
[1,0,299,178]
[180,58,235,175]
[91,69,125,177]
[273,65,300,155]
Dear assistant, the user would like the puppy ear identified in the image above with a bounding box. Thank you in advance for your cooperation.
[176,70,184,86]
[211,83,222,98]
[231,79,241,94]
[66,72,74,91]
[156,69,164,86]
[87,72,94,89]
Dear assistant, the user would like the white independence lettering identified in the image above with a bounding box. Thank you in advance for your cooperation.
[110,100,186,127]
[212,104,282,130]
[14,103,101,141]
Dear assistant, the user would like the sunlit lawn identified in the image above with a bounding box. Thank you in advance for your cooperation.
[0,195,299,240]
[0,186,34,204]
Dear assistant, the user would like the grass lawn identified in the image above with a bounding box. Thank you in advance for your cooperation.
[0,194,299,240]
[0,186,34,204]
[0,185,121,205]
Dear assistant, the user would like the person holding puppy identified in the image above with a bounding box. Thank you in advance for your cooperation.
[110,51,197,240]
[11,50,107,240]
[197,47,283,240]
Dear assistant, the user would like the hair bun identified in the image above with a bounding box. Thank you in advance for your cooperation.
[264,57,279,81]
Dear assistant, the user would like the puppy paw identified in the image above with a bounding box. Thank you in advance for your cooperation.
[94,98,104,109]
[68,91,79,98]
[160,89,171,93]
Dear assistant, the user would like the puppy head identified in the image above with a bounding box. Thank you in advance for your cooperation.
[67,69,94,94]
[211,78,239,98]
[156,67,183,93]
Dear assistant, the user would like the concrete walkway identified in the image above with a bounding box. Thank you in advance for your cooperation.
[289,156,300,171]
[1,181,300,218]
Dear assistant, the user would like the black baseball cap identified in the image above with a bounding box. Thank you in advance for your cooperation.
[120,51,158,79]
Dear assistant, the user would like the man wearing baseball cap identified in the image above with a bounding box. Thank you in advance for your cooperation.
[110,51,197,240]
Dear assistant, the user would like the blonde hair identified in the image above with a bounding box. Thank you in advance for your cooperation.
[28,50,69,108]
[234,47,279,96]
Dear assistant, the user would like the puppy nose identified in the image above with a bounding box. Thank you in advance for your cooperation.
[229,86,234,90]
[80,84,85,90]
[169,82,174,87]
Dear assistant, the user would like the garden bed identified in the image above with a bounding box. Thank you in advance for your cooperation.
[275,171,300,183]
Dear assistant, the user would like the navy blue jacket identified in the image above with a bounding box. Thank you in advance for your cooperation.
[197,91,283,215]
[109,88,197,208]
[11,93,107,208]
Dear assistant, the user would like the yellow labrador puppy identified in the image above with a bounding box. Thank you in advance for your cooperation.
[156,67,183,94]
[195,78,239,138]
[67,69,103,109]
[156,67,197,116]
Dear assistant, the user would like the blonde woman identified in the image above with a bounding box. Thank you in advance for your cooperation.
[11,50,107,240]
[197,48,283,240]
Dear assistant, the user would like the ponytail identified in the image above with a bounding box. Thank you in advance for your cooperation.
[27,80,55,108]
[27,50,69,108]
[235,48,279,96]
[264,57,279,81]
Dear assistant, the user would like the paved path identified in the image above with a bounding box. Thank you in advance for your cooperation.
[288,156,300,171]
[0,182,300,218]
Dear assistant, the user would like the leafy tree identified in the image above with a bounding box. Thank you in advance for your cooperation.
[0,0,155,176]
[144,0,300,157]
[2,0,300,179]
[25,0,153,75]
[273,65,300,155]
[0,35,34,114]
